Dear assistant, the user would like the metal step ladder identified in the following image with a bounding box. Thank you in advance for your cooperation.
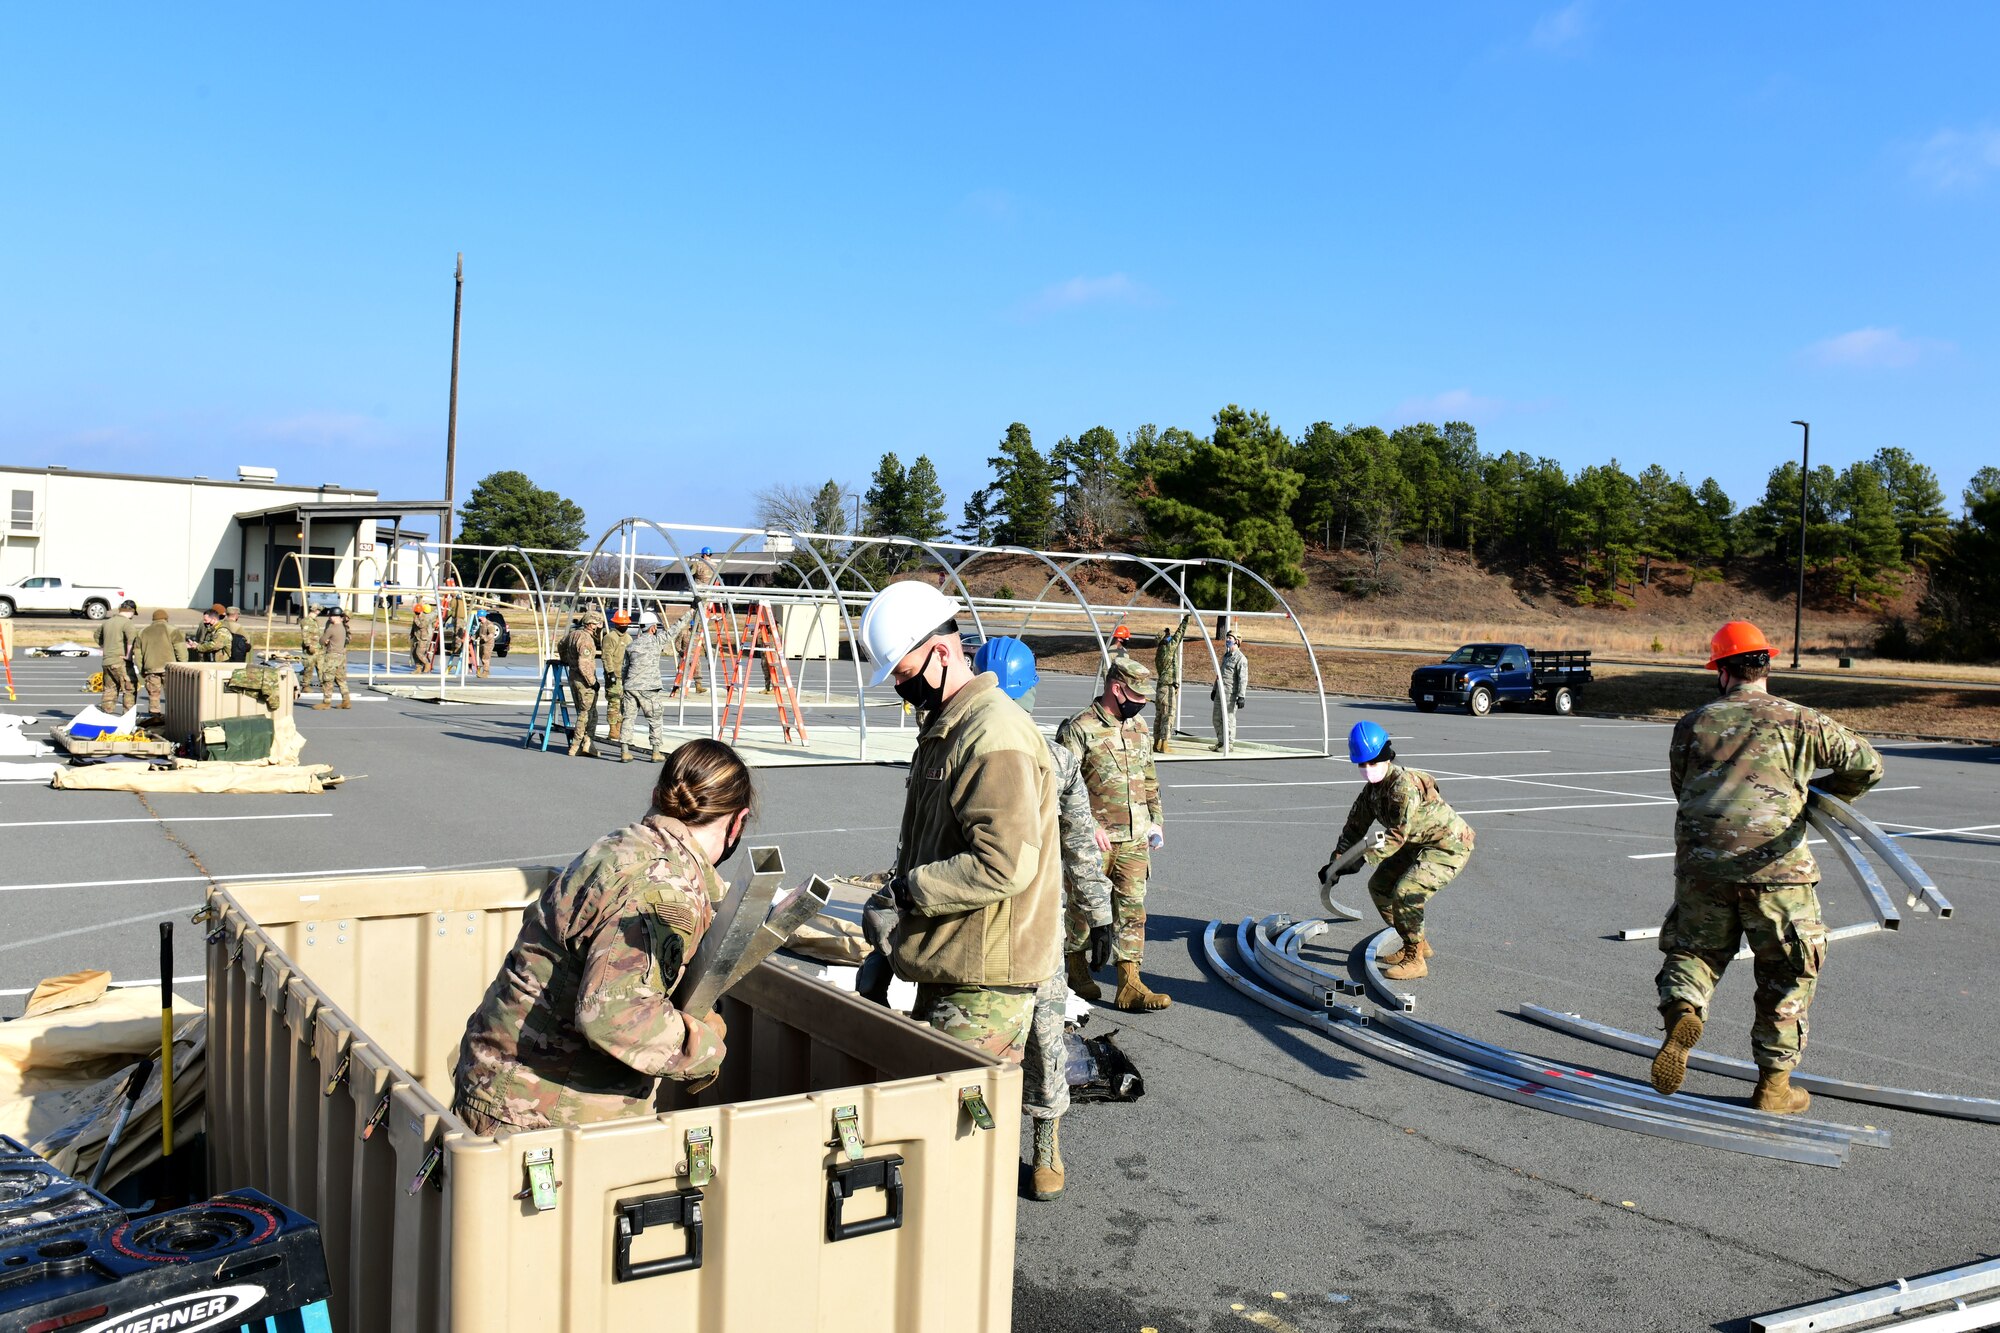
[523,658,573,751]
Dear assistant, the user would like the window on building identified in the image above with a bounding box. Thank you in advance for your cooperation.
[9,490,31,532]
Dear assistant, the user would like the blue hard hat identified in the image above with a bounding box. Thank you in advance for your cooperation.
[699,546,714,558]
[1348,720,1390,765]
[973,635,1040,700]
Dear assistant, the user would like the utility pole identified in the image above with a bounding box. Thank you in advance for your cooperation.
[1790,420,1809,670]
[442,253,464,561]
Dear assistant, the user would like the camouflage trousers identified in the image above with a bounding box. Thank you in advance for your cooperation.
[1211,697,1237,750]
[569,677,600,747]
[100,661,134,712]
[605,679,624,733]
[911,983,1035,1064]
[625,688,666,754]
[1367,841,1471,944]
[1153,682,1179,749]
[1021,972,1070,1120]
[300,648,322,689]
[321,654,350,702]
[1656,877,1827,1073]
[1102,842,1152,964]
[142,671,166,714]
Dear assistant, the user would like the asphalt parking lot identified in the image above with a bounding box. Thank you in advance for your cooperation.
[3,653,1997,1331]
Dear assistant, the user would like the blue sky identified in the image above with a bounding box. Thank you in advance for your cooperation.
[3,4,1994,540]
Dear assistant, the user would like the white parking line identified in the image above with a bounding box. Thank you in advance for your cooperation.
[1398,750,1552,759]
[0,975,207,998]
[0,904,204,953]
[0,864,426,894]
[1626,813,1992,859]
[0,813,335,830]
[1457,799,1675,817]
[1577,723,1667,729]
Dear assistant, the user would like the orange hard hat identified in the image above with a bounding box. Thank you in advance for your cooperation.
[413,601,427,612]
[1112,625,1131,641]
[611,610,631,625]
[1706,620,1772,669]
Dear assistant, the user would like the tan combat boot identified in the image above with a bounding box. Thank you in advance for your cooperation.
[1066,951,1101,1002]
[651,749,664,764]
[339,695,351,709]
[1751,1070,1811,1115]
[620,742,632,763]
[609,721,622,743]
[566,729,583,757]
[1650,1000,1704,1095]
[312,701,331,711]
[1382,940,1429,980]
[1114,961,1171,1012]
[1029,1117,1065,1202]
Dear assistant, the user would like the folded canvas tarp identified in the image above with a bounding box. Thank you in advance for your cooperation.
[53,758,336,794]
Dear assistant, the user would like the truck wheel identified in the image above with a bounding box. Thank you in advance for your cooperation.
[1550,687,1574,716]
[82,599,110,620]
[1467,686,1494,717]
[0,598,13,619]
[1414,700,1438,714]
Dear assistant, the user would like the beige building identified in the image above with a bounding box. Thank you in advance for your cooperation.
[1,464,444,614]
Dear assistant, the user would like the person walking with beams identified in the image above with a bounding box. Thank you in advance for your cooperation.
[1060,654,1172,1011]
[975,635,1114,1202]
[1325,721,1475,980]
[1649,620,1882,1114]
[857,581,1062,1072]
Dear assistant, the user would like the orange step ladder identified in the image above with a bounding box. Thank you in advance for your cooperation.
[670,604,724,696]
[717,602,807,746]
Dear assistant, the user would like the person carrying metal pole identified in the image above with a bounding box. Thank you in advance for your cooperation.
[451,739,741,1133]
[1326,720,1475,980]
[975,636,1114,1202]
[1153,612,1190,754]
[1059,655,1171,1012]
[1649,620,1883,1113]
[1210,629,1248,751]
[857,581,1062,1068]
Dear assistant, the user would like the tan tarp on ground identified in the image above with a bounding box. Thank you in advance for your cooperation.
[52,757,334,794]
[0,973,205,1188]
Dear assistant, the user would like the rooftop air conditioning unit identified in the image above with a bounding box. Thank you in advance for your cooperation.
[238,465,279,484]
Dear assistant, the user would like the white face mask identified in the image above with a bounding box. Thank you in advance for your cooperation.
[1361,760,1391,784]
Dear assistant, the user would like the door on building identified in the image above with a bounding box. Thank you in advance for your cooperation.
[214,569,235,607]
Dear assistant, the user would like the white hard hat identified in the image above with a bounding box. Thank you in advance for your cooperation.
[639,610,659,627]
[859,580,961,687]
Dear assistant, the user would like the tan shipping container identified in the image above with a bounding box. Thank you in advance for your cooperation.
[164,660,294,744]
[203,868,1020,1333]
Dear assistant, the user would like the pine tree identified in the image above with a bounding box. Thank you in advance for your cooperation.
[1136,405,1306,604]
[1052,426,1130,547]
[903,455,949,542]
[985,423,1059,548]
[1870,447,1950,566]
[863,453,908,536]
[958,487,998,546]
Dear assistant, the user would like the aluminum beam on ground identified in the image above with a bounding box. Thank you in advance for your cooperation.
[1200,921,1846,1167]
[1807,805,1905,929]
[1618,926,1661,941]
[1370,1010,1884,1152]
[1359,927,1416,1012]
[1811,788,1953,917]
[1750,1258,2000,1333]
[1519,1004,2000,1124]
[1274,920,1364,995]
[1248,915,1351,1010]
[1735,919,1884,961]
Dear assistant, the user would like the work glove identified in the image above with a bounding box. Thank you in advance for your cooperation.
[677,1011,728,1093]
[855,953,894,1007]
[859,887,899,953]
[1145,824,1164,851]
[889,873,914,912]
[1318,858,1350,889]
[1086,923,1115,971]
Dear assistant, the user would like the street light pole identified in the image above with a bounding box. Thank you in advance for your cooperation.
[1790,420,1809,670]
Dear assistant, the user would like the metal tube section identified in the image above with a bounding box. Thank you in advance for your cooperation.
[1359,927,1416,1012]
[1750,1258,2000,1333]
[1734,920,1881,962]
[1274,921,1365,996]
[1805,806,1904,929]
[1810,789,1952,917]
[1518,1005,2000,1124]
[1248,916,1364,1015]
[677,846,786,1018]
[1202,921,1848,1166]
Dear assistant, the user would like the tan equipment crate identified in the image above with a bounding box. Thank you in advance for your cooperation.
[203,868,1020,1333]
[163,660,294,744]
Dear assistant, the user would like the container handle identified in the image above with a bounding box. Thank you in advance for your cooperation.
[825,1154,904,1243]
[613,1188,705,1281]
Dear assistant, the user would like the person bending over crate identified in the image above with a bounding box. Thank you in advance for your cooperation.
[450,740,745,1133]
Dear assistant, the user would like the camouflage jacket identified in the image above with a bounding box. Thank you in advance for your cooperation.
[318,616,349,656]
[1211,647,1248,707]
[1046,737,1113,929]
[564,627,601,683]
[97,615,138,664]
[452,814,725,1131]
[1057,699,1163,844]
[1670,684,1883,884]
[1337,764,1473,863]
[688,557,717,587]
[474,617,498,647]
[623,630,672,693]
[134,621,187,674]
[599,624,627,678]
[1154,614,1191,686]
[410,609,436,645]
[196,621,232,661]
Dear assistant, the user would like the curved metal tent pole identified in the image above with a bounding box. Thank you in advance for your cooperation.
[952,546,1112,670]
[469,544,555,672]
[781,526,873,755]
[1198,557,1331,759]
[608,519,723,737]
[819,534,989,641]
[1093,552,1228,750]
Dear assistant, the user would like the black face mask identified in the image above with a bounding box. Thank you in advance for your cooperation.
[895,647,947,715]
[1114,695,1147,720]
[719,815,746,865]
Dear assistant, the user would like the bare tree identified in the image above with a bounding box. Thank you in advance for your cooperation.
[755,481,853,534]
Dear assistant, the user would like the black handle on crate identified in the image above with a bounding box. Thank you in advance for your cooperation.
[826,1154,905,1243]
[612,1188,705,1281]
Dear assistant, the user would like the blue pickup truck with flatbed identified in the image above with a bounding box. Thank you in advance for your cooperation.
[1408,642,1594,717]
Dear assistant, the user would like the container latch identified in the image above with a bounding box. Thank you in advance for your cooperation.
[613,1188,705,1280]
[323,1050,350,1097]
[517,1148,561,1211]
[958,1086,995,1131]
[361,1093,391,1141]
[831,1104,864,1162]
[683,1127,713,1187]
[826,1155,905,1243]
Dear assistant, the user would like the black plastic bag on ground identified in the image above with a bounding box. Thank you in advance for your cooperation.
[1064,1029,1145,1102]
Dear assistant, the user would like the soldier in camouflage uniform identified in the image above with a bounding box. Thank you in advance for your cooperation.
[452,740,747,1132]
[669,607,708,695]
[1152,613,1191,753]
[1329,720,1475,980]
[564,611,604,756]
[409,602,437,673]
[472,611,500,678]
[311,607,353,709]
[298,605,324,690]
[620,614,674,764]
[1649,621,1883,1114]
[95,600,139,713]
[601,611,629,741]
[1210,630,1248,751]
[190,604,232,662]
[135,609,187,713]
[1058,656,1171,1012]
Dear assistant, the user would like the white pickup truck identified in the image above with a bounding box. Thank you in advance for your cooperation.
[0,574,131,620]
